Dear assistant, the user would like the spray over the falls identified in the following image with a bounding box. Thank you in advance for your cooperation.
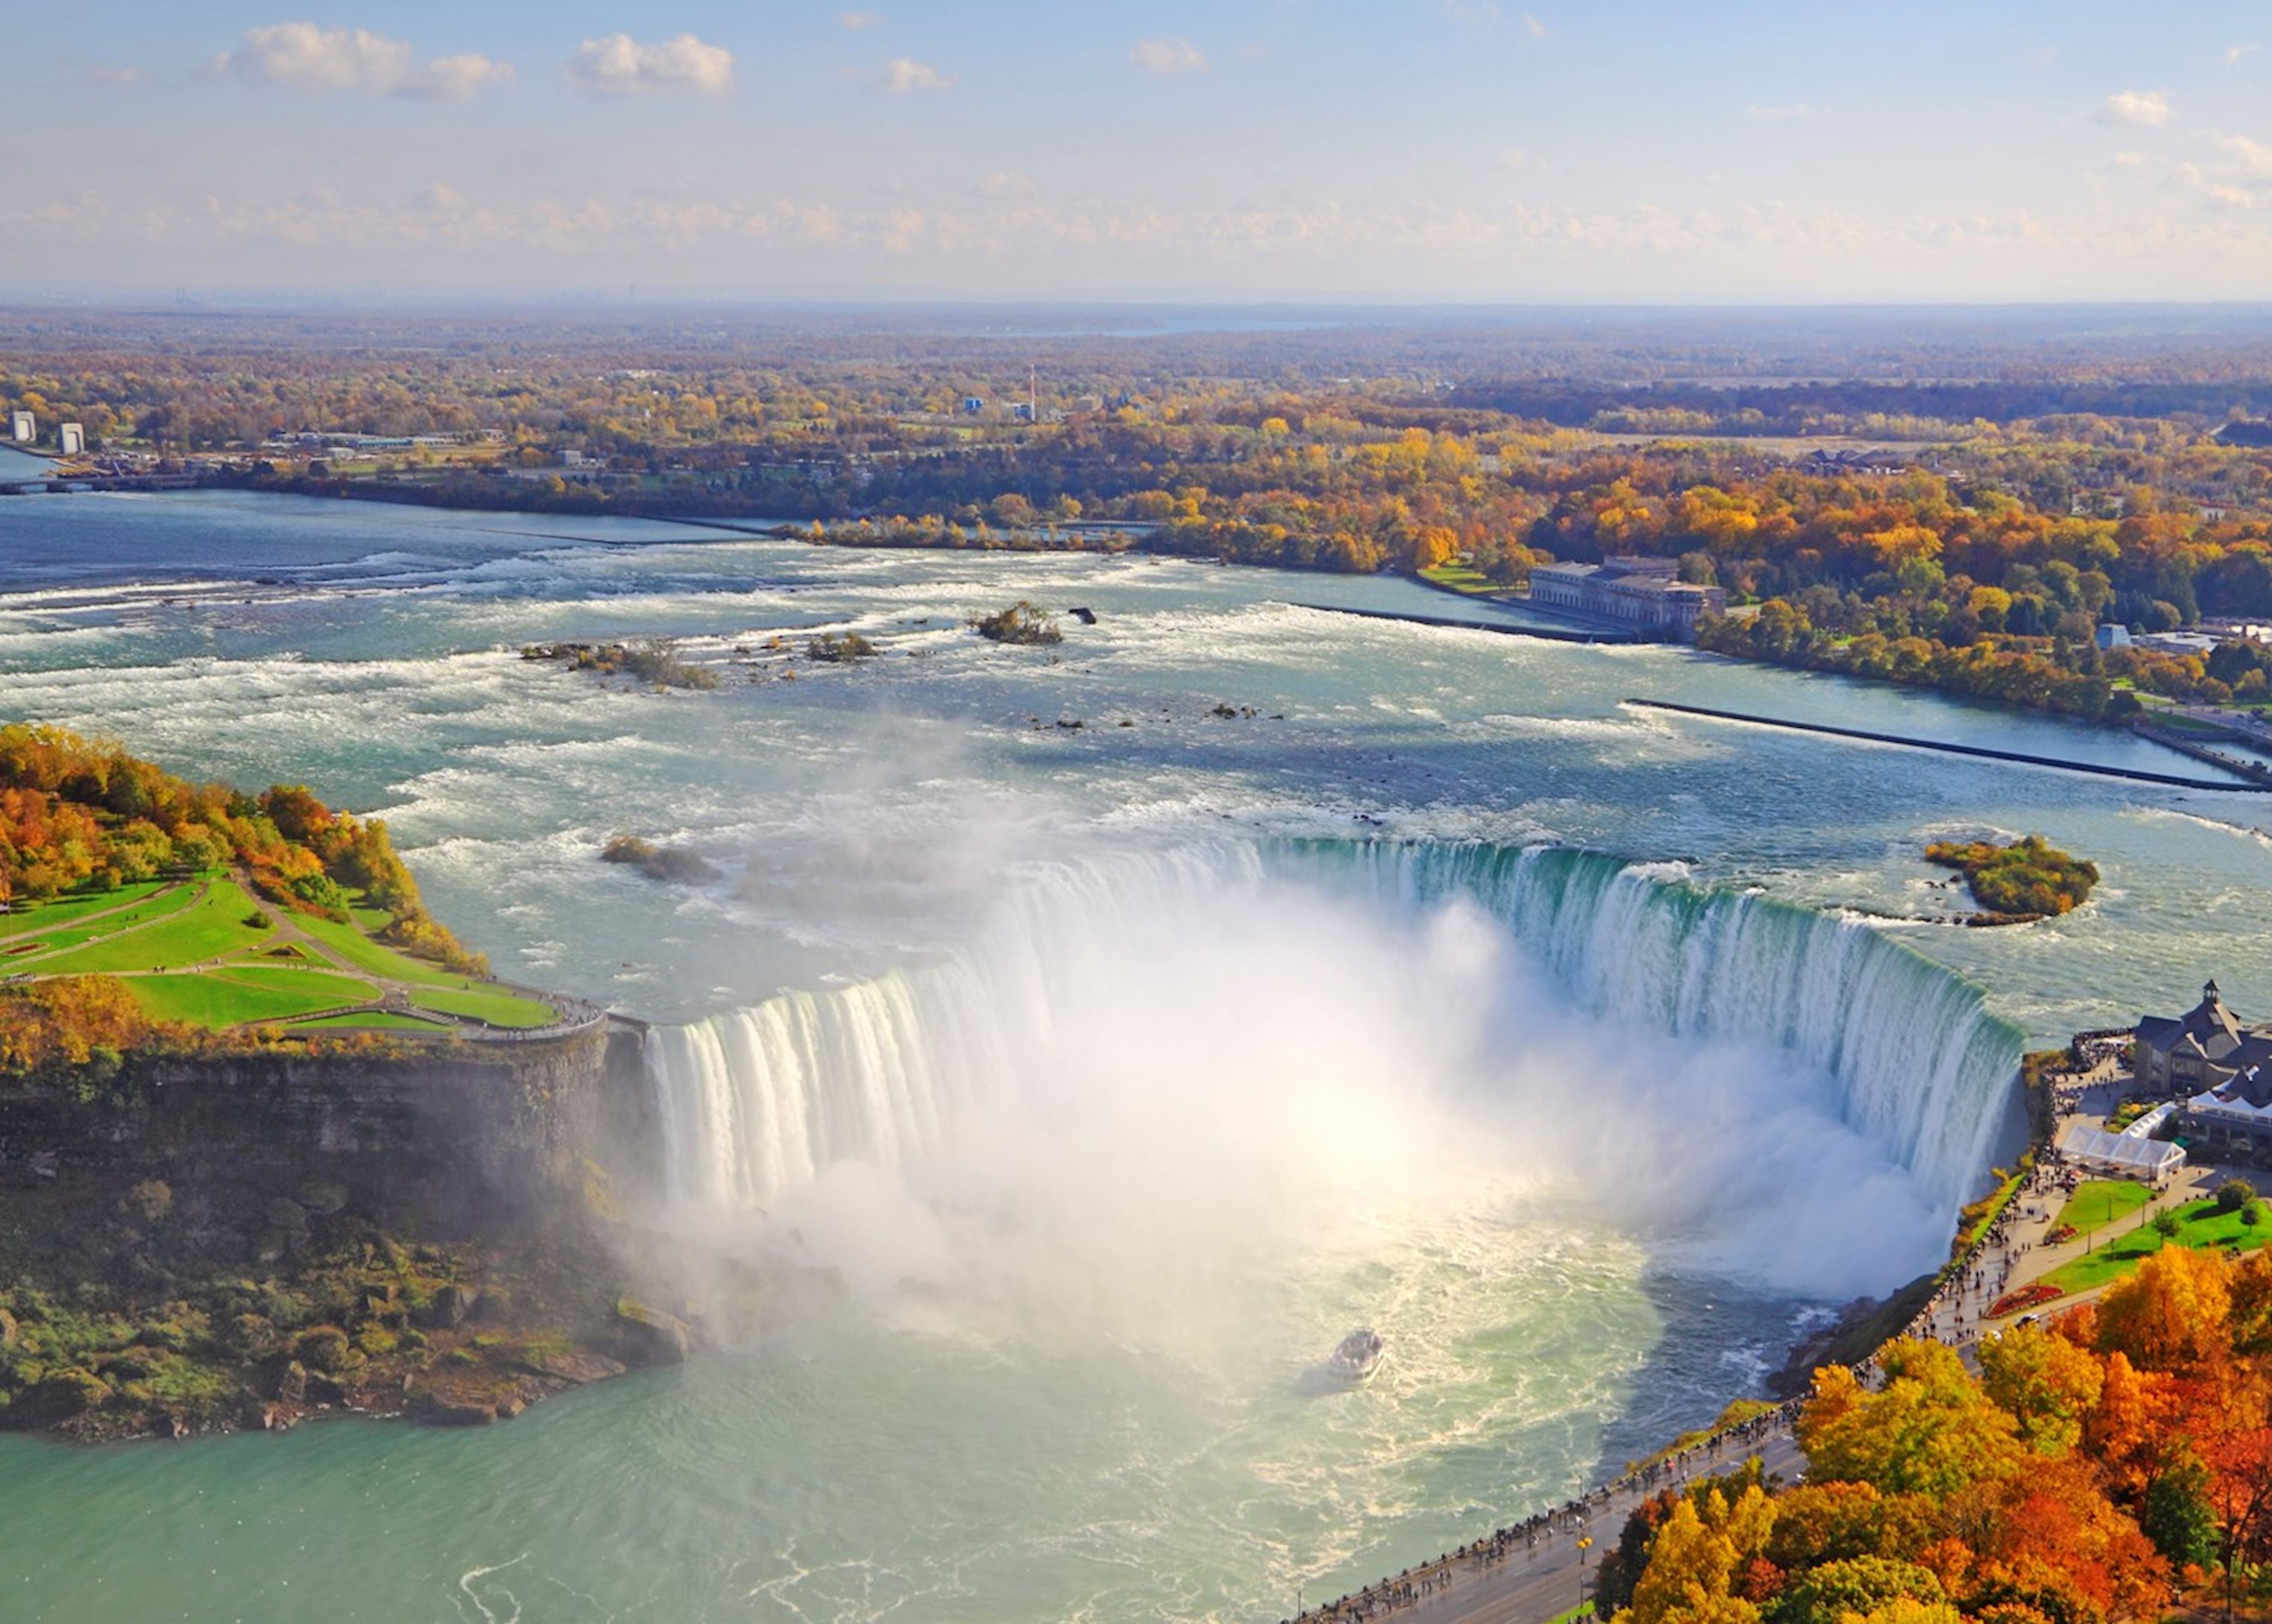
[644,842,2024,1303]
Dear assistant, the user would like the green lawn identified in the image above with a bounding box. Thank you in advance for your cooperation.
[2052,1179,2153,1236]
[126,967,372,1028]
[3,883,201,959]
[12,872,552,1039]
[410,985,556,1029]
[27,879,275,975]
[291,912,467,988]
[1417,564,1508,596]
[0,881,171,941]
[290,1010,455,1033]
[2036,1198,2272,1296]
[199,965,376,1005]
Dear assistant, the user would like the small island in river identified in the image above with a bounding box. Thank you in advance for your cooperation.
[1925,833,2100,923]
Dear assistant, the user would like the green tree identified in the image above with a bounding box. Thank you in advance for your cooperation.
[2141,1450,2220,1570]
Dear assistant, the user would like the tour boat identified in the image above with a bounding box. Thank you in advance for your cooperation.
[1325,1328,1384,1382]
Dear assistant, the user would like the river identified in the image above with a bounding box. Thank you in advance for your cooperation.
[0,490,2266,1623]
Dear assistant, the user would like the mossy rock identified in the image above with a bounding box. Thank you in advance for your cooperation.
[421,1392,497,1426]
[613,1298,689,1366]
[17,1367,112,1425]
[295,1325,352,1373]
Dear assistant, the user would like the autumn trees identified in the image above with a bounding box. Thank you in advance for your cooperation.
[0,726,482,975]
[1609,1243,2272,1623]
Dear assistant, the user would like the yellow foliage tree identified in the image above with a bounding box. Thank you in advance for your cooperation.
[2096,1244,2235,1374]
[1799,1341,2024,1501]
[1976,1322,2105,1455]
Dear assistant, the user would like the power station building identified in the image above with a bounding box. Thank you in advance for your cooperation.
[8,410,31,443]
[57,423,84,456]
[1528,556,1727,641]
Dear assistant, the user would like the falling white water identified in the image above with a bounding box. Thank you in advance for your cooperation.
[1304,842,2026,1206]
[643,840,2022,1303]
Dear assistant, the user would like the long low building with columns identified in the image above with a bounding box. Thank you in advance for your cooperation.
[1526,556,1726,641]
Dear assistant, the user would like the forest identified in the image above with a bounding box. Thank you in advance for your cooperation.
[1599,1245,2272,1624]
[9,306,2272,723]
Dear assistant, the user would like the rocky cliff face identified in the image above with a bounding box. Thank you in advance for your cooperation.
[0,1023,681,1440]
[0,1022,661,1236]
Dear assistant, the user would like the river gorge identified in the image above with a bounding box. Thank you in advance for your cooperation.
[3,491,2269,1622]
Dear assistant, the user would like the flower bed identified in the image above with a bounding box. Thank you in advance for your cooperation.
[1989,1282,2065,1319]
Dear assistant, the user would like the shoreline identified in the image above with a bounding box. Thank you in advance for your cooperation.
[9,476,2253,751]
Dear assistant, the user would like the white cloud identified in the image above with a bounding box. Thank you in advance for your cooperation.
[839,11,883,29]
[881,56,952,91]
[1129,37,1207,75]
[1747,103,1827,121]
[1520,14,1548,36]
[85,67,151,87]
[414,54,517,103]
[2225,43,2261,66]
[567,34,735,96]
[2112,151,2144,166]
[978,171,1035,196]
[2220,134,2272,176]
[208,23,512,102]
[1495,148,1528,171]
[2097,89,2172,127]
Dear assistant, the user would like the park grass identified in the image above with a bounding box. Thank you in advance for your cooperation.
[290,1010,454,1033]
[2036,1198,2272,1296]
[0,881,170,941]
[291,911,466,988]
[410,985,555,1028]
[4,882,201,958]
[198,965,376,1005]
[26,878,274,975]
[126,968,370,1028]
[2052,1179,2153,1236]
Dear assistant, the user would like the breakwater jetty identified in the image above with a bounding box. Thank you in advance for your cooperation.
[1291,602,1638,645]
[1627,699,2263,792]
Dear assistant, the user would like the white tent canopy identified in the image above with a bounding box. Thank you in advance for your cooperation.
[2057,1120,2186,1179]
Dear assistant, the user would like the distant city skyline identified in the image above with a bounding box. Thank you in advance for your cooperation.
[6,1,2271,302]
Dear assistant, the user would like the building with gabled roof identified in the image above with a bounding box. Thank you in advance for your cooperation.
[2145,981,2272,1157]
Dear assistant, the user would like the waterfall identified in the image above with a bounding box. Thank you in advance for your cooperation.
[1281,843,2024,1205]
[646,842,2021,1212]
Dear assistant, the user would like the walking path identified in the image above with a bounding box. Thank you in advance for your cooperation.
[1280,1041,2204,1624]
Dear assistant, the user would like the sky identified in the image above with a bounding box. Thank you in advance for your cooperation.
[4,1,2270,304]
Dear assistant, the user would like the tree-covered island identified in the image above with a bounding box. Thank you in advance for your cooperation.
[1924,834,2100,921]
